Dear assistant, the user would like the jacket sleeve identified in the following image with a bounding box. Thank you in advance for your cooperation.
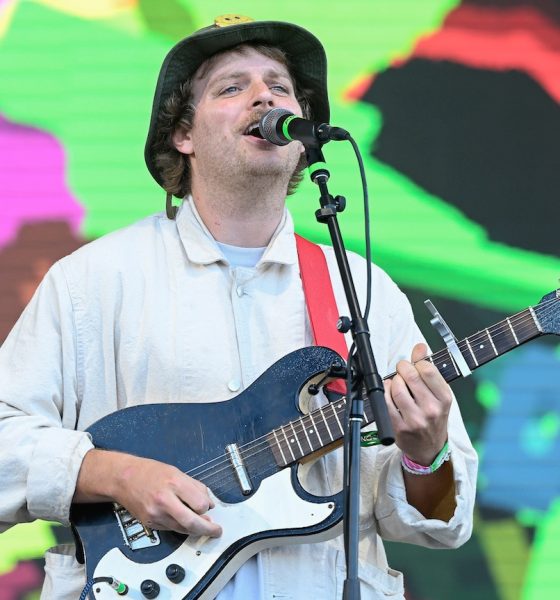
[0,262,94,530]
[372,287,478,549]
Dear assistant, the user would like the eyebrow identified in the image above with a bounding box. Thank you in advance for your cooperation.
[207,69,293,87]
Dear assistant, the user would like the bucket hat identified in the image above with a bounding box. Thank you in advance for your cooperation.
[144,14,329,190]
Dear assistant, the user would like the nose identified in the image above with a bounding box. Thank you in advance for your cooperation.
[249,80,274,110]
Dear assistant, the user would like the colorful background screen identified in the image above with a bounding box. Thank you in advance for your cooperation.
[1,1,559,598]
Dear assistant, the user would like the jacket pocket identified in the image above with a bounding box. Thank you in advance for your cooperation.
[40,543,85,600]
[335,551,405,599]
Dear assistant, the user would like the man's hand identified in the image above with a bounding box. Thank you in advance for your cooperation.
[384,342,456,520]
[384,342,452,466]
[74,449,222,537]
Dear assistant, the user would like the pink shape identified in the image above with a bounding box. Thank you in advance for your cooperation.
[0,114,84,249]
[0,561,44,600]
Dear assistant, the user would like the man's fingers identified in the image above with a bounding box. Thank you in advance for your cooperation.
[113,456,222,537]
[411,342,429,363]
[190,478,215,509]
[171,497,222,537]
[395,344,451,411]
[384,378,404,421]
[146,493,222,537]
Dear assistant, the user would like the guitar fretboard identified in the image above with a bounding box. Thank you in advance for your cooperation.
[268,306,542,468]
[430,306,541,382]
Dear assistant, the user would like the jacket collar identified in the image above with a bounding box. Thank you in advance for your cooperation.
[176,197,298,267]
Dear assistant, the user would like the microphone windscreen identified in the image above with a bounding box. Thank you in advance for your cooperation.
[259,108,293,146]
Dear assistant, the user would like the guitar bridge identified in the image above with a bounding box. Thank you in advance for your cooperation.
[113,503,161,550]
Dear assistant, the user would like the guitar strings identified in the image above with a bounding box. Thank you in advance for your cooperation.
[187,302,556,490]
[183,297,559,488]
[184,297,559,486]
[201,297,559,491]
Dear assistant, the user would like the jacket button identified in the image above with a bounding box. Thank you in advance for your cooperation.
[228,379,241,392]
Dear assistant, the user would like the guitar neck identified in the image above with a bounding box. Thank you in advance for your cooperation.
[268,304,544,467]
[425,305,542,384]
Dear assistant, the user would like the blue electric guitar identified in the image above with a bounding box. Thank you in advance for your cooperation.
[71,290,560,599]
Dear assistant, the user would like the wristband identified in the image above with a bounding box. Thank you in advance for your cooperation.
[401,441,450,475]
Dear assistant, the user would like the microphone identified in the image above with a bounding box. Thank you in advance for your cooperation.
[258,108,349,147]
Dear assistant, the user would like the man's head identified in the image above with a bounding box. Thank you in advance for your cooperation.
[145,15,329,199]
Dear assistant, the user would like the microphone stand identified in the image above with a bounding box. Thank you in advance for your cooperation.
[304,144,395,600]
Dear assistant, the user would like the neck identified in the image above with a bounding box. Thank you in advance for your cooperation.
[190,172,288,247]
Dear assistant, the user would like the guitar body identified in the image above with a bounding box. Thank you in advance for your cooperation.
[71,346,345,599]
[71,288,560,599]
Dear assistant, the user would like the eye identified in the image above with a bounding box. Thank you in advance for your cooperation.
[220,85,241,95]
[271,84,290,94]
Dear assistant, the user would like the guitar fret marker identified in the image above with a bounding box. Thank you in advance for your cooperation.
[529,306,543,333]
[300,417,314,452]
[308,413,324,446]
[486,329,498,355]
[507,318,520,345]
[320,406,334,442]
[272,429,288,466]
[332,403,345,435]
[280,427,296,462]
[465,338,479,366]
[447,353,460,376]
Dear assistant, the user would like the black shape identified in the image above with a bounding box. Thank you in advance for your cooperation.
[363,59,560,257]
[141,579,160,598]
[385,535,500,600]
[165,563,186,583]
[465,0,560,24]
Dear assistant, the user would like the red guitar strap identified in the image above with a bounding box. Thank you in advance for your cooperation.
[295,234,348,394]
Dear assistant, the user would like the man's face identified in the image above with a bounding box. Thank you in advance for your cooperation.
[174,47,304,190]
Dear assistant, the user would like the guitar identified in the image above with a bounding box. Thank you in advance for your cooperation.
[71,289,560,599]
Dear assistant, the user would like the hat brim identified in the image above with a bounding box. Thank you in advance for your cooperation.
[144,20,329,190]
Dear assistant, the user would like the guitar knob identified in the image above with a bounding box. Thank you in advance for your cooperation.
[166,563,186,583]
[140,579,160,598]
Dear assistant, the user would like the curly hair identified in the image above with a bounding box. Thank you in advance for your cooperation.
[151,43,314,198]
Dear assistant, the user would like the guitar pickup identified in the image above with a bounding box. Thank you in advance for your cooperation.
[226,443,253,495]
[113,503,161,550]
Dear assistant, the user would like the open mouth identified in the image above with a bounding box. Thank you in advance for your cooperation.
[243,123,264,139]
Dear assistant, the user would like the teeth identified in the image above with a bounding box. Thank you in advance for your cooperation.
[245,122,259,134]
[244,125,264,139]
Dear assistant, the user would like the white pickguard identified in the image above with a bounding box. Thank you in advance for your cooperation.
[92,468,338,599]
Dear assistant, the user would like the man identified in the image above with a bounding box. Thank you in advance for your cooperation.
[0,15,477,600]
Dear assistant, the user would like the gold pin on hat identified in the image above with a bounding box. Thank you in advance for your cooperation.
[214,14,254,27]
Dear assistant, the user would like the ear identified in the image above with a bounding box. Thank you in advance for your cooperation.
[172,125,193,155]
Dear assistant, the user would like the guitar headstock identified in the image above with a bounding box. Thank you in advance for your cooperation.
[534,289,560,335]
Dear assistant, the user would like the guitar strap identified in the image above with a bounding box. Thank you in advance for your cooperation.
[295,234,348,394]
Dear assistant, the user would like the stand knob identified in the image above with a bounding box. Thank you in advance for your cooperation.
[166,564,186,583]
[337,316,352,333]
[140,579,160,598]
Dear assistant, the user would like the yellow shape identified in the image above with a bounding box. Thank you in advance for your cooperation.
[523,499,560,599]
[0,0,19,38]
[0,521,56,573]
[215,14,254,27]
[475,512,529,600]
[34,0,137,20]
